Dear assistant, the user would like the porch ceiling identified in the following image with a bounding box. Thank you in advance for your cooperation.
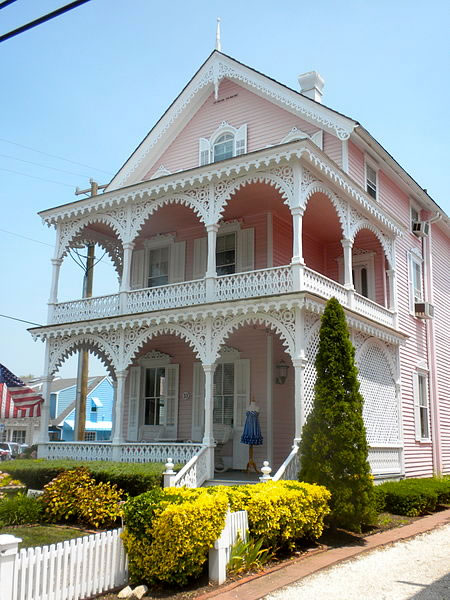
[303,192,342,242]
[222,183,291,221]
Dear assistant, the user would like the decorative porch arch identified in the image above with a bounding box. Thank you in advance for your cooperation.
[48,334,119,379]
[121,322,205,370]
[130,193,209,243]
[210,310,296,362]
[303,181,347,236]
[356,337,398,381]
[57,214,126,261]
[350,220,394,268]
[214,167,294,221]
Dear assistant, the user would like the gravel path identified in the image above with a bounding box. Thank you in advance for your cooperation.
[265,523,450,600]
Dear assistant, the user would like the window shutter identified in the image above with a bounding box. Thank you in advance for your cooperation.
[164,364,179,438]
[169,241,186,283]
[237,228,254,272]
[199,138,211,166]
[234,358,250,429]
[193,237,207,279]
[235,124,247,156]
[127,367,141,441]
[192,362,205,441]
[130,249,145,290]
[412,372,421,442]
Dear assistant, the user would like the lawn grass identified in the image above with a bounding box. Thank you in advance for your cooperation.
[0,525,90,549]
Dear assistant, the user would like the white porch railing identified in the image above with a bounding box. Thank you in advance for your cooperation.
[40,442,203,465]
[50,264,395,329]
[163,445,213,488]
[273,441,300,481]
[127,279,207,313]
[2,529,128,600]
[215,265,293,301]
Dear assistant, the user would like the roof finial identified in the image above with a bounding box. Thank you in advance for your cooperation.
[215,17,221,51]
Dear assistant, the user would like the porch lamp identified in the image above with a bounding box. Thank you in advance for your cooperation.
[275,360,289,385]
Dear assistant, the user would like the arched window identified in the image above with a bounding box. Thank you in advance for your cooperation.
[213,133,234,162]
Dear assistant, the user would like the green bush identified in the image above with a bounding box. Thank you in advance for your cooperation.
[2,459,166,496]
[376,477,450,517]
[0,493,43,526]
[373,485,387,513]
[42,467,124,529]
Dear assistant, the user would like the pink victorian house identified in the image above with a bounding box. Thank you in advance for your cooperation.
[31,51,450,485]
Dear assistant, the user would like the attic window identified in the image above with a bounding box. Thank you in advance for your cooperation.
[366,163,378,199]
[199,122,247,166]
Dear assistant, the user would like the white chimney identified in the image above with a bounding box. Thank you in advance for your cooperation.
[298,71,325,103]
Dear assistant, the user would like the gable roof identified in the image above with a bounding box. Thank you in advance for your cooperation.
[106,50,356,191]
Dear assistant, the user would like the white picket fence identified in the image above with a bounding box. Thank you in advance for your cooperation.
[209,510,248,585]
[0,529,127,600]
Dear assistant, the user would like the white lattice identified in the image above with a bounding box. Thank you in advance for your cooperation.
[127,279,207,313]
[215,266,293,301]
[303,324,320,418]
[358,343,399,445]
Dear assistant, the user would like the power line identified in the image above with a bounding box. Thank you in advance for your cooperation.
[0,137,112,175]
[0,152,92,178]
[0,228,53,247]
[0,314,43,327]
[0,0,92,44]
[0,1,18,9]
[0,166,76,188]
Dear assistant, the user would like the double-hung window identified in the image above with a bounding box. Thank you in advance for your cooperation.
[199,123,247,166]
[148,247,169,288]
[216,233,236,275]
[413,371,430,441]
[144,367,166,426]
[366,163,377,200]
[408,251,424,312]
[213,134,234,162]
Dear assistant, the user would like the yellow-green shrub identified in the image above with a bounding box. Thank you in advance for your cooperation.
[122,487,228,586]
[42,467,124,529]
[209,481,331,548]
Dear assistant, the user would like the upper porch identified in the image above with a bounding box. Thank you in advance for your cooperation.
[42,141,402,331]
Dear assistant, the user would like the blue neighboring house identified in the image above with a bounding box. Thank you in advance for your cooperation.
[49,376,113,441]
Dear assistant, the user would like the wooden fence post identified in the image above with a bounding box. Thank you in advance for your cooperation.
[0,534,21,600]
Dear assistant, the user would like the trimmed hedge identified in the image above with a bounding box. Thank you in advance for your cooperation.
[376,477,450,517]
[2,459,166,496]
[0,493,43,526]
[122,481,330,586]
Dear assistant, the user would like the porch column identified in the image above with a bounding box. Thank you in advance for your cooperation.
[202,364,215,446]
[291,207,305,265]
[112,370,127,444]
[205,224,219,302]
[386,268,397,311]
[47,258,62,323]
[341,238,353,288]
[293,358,307,442]
[119,242,134,313]
[38,375,53,447]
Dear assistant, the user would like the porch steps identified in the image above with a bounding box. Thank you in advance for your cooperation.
[203,470,260,487]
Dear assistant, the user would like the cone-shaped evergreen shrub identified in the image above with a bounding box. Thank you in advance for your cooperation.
[299,297,376,531]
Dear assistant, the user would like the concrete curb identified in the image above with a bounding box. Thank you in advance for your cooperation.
[196,508,450,600]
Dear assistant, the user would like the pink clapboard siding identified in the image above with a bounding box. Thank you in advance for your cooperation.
[378,171,410,225]
[348,140,365,188]
[431,225,450,474]
[323,132,342,167]
[143,78,320,179]
[272,214,293,266]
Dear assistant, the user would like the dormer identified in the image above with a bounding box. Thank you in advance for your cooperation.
[199,122,247,166]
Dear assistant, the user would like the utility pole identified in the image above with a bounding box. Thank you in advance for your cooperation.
[74,179,107,441]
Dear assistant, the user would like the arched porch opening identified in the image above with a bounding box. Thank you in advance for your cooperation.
[302,191,344,282]
[130,203,206,290]
[57,221,122,303]
[219,182,292,273]
[215,322,294,473]
[351,228,390,307]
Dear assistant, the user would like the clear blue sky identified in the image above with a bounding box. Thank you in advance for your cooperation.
[1,0,448,378]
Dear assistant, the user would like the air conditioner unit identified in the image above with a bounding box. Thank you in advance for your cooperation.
[414,302,434,319]
[412,221,430,237]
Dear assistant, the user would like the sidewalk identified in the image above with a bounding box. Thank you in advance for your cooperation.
[197,508,450,600]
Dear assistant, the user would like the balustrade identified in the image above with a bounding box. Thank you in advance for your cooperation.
[50,265,395,329]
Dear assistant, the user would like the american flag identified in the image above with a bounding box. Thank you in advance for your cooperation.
[0,364,43,418]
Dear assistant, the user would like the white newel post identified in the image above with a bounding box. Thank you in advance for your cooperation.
[0,534,21,600]
[206,224,218,302]
[202,364,215,479]
[47,257,62,323]
[119,242,134,313]
[112,371,127,451]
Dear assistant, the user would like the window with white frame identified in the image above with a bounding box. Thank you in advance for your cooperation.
[144,367,166,426]
[148,246,169,288]
[12,430,26,444]
[366,163,378,200]
[410,204,420,232]
[413,371,430,441]
[199,122,247,166]
[337,250,375,300]
[408,250,424,311]
[84,431,96,441]
[130,235,186,290]
[216,232,237,275]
